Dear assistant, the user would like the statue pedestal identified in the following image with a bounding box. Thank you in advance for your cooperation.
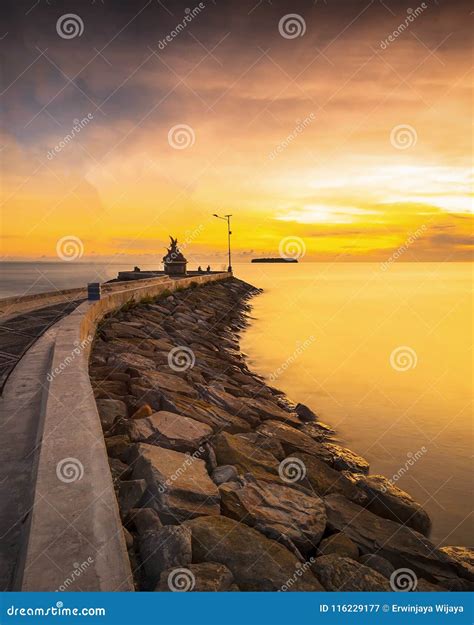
[164,260,187,276]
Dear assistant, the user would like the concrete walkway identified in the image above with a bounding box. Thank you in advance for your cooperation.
[0,300,83,392]
[0,327,56,590]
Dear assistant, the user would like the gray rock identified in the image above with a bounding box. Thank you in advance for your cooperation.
[345,474,431,536]
[184,515,324,591]
[313,555,391,591]
[220,477,326,553]
[141,370,198,398]
[96,399,128,430]
[128,410,212,452]
[212,465,239,485]
[257,420,333,463]
[324,494,460,585]
[130,443,220,523]
[126,507,162,535]
[292,452,368,505]
[439,546,474,581]
[319,533,359,559]
[213,432,279,483]
[118,479,147,516]
[322,443,369,474]
[295,403,317,422]
[155,562,235,592]
[359,554,395,578]
[139,525,192,586]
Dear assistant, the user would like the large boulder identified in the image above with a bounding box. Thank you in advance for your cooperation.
[130,443,220,522]
[213,432,279,483]
[155,562,235,592]
[439,546,474,581]
[139,525,192,586]
[96,399,127,430]
[291,452,367,505]
[324,494,461,586]
[322,442,369,474]
[184,515,324,591]
[128,411,212,453]
[220,476,326,554]
[345,474,431,536]
[118,479,146,517]
[198,385,261,427]
[359,554,395,578]
[318,533,359,559]
[257,420,333,463]
[162,394,251,434]
[141,370,198,398]
[313,555,391,591]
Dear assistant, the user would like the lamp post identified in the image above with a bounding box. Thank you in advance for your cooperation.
[213,213,232,273]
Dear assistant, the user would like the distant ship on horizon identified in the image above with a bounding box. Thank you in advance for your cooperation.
[251,257,298,263]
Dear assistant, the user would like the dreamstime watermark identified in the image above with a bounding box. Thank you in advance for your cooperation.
[56,457,84,483]
[47,335,94,381]
[157,3,206,50]
[390,124,418,150]
[167,567,196,591]
[168,346,196,371]
[278,457,307,483]
[168,124,196,149]
[167,224,205,262]
[390,567,418,591]
[268,335,315,381]
[56,14,84,39]
[390,346,418,371]
[380,4,428,50]
[278,236,306,261]
[56,557,94,591]
[56,235,84,261]
[280,557,315,591]
[278,14,306,39]
[269,113,316,160]
[380,224,427,270]
[47,114,93,160]
[383,447,428,490]
[158,446,205,493]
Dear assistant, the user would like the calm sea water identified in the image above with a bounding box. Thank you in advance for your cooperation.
[1,261,472,546]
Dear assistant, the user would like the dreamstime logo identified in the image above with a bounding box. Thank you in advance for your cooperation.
[269,113,316,160]
[168,124,195,149]
[380,224,427,271]
[168,346,196,371]
[56,236,84,261]
[56,14,84,39]
[279,236,306,260]
[167,567,196,592]
[280,557,315,591]
[390,568,418,591]
[56,457,84,483]
[158,446,205,494]
[156,3,206,50]
[47,335,94,381]
[278,457,306,483]
[384,446,428,490]
[47,114,93,160]
[390,346,417,371]
[268,335,315,382]
[278,14,306,39]
[390,124,418,150]
[380,4,428,50]
[56,557,94,592]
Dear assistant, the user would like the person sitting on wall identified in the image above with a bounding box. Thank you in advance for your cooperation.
[206,265,211,273]
[197,265,203,273]
[134,266,141,272]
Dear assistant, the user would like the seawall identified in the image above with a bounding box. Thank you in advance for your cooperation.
[9,272,231,591]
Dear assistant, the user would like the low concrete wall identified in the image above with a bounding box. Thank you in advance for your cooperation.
[19,271,230,591]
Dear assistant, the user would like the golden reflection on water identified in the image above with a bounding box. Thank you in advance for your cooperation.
[237,262,473,546]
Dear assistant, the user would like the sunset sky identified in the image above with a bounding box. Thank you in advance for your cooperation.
[1,0,472,263]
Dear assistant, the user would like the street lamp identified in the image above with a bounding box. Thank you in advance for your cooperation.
[213,213,232,273]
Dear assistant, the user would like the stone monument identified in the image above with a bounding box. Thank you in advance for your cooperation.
[163,236,187,276]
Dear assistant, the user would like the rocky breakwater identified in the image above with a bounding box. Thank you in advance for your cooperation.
[89,278,473,592]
